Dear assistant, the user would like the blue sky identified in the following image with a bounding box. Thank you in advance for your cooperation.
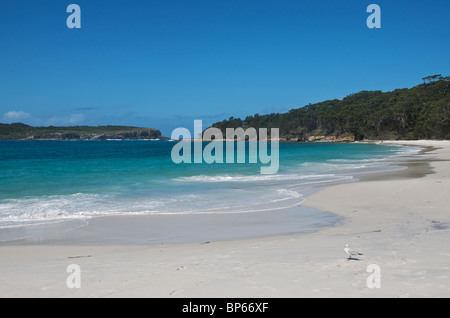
[0,0,449,136]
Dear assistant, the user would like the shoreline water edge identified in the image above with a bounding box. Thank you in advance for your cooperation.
[0,140,424,245]
[0,140,449,297]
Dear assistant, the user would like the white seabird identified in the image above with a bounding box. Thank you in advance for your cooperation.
[344,244,363,259]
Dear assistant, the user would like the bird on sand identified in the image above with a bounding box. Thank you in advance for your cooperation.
[344,244,363,260]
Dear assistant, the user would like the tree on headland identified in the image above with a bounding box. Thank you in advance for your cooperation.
[422,74,442,83]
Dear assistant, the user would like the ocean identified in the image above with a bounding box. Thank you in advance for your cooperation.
[0,140,421,243]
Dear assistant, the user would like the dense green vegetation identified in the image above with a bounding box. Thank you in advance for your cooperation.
[211,75,449,141]
[0,123,162,140]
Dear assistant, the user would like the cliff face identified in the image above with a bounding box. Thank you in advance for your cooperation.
[0,124,164,140]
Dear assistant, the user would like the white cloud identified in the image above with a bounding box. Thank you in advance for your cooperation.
[2,111,32,122]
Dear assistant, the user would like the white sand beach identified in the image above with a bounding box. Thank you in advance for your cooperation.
[1,140,449,298]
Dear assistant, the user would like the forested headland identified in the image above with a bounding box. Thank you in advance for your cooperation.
[211,75,449,141]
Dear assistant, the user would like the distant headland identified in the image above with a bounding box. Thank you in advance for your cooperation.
[0,123,166,140]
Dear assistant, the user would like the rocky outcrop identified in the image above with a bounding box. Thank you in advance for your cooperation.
[306,134,355,143]
[272,132,355,143]
[88,129,162,140]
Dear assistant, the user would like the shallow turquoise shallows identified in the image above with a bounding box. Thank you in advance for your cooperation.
[0,140,419,229]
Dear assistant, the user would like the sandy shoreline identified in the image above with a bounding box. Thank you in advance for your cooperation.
[1,140,449,297]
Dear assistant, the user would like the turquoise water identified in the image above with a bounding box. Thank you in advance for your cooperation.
[0,140,419,231]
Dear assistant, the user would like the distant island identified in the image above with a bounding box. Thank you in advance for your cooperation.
[0,123,165,140]
[210,75,449,141]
